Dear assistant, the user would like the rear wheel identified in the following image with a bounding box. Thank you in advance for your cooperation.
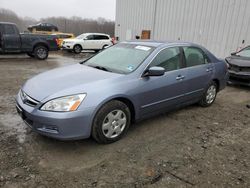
[102,44,109,49]
[73,44,82,54]
[92,100,131,144]
[34,46,48,60]
[199,81,217,107]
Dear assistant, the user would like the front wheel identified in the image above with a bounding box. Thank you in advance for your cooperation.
[73,45,82,54]
[199,81,217,107]
[92,100,131,144]
[34,46,48,60]
[102,45,109,49]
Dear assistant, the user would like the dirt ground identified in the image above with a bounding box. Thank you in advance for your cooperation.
[0,52,250,188]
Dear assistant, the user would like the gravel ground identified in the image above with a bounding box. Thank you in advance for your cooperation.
[0,52,250,188]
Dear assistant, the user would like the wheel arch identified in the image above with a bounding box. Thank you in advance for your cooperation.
[212,78,220,91]
[92,96,136,125]
[73,43,83,49]
[33,42,49,51]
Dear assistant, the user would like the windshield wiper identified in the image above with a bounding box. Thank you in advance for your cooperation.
[88,65,112,72]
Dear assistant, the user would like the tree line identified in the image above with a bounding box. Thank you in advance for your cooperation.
[0,8,115,36]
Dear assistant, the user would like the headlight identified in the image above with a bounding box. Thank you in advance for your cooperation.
[40,94,86,112]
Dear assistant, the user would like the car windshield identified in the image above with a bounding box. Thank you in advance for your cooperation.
[76,34,87,39]
[84,43,155,74]
[236,47,250,58]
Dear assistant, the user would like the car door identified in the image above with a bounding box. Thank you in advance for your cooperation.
[138,47,187,116]
[82,34,95,49]
[92,35,103,49]
[181,46,214,101]
[98,35,111,48]
[2,24,21,52]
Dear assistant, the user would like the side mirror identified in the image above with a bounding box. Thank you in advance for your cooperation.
[143,66,165,77]
[231,52,237,56]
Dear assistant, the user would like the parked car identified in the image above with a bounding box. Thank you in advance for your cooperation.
[16,41,228,143]
[226,46,250,86]
[28,23,58,32]
[62,33,113,53]
[51,33,75,48]
[0,22,59,60]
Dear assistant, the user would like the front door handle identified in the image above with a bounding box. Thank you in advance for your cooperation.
[176,75,185,80]
[206,67,213,72]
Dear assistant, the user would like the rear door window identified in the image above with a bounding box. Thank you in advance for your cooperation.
[3,25,17,35]
[94,35,109,40]
[0,25,4,34]
[150,47,182,72]
[183,47,210,67]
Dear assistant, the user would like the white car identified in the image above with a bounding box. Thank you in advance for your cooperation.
[62,33,114,54]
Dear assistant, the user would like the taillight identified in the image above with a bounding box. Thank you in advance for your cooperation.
[111,37,115,45]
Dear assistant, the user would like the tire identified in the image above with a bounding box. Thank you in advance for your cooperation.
[73,44,82,54]
[27,52,35,58]
[199,81,217,107]
[34,46,48,60]
[92,100,131,144]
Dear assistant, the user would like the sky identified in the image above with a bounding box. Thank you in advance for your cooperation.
[0,0,116,20]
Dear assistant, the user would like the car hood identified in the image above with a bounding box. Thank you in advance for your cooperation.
[227,56,250,67]
[22,64,122,101]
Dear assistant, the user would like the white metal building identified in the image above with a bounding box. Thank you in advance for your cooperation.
[115,0,250,58]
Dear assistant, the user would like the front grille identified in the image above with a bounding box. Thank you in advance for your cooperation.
[229,65,250,72]
[230,76,250,83]
[20,90,39,107]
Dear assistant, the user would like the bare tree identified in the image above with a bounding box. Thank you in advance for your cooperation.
[0,8,115,36]
[41,16,115,36]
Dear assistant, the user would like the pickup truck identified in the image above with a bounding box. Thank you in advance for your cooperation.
[0,22,59,60]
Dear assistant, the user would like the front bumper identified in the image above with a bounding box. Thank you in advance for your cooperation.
[15,91,95,140]
[228,70,250,86]
[62,43,74,50]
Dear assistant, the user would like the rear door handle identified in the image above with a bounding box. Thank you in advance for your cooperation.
[176,75,185,80]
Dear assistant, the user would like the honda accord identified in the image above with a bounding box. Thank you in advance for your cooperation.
[16,41,228,143]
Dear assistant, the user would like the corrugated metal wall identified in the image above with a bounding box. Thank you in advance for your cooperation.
[115,0,250,58]
[115,0,156,40]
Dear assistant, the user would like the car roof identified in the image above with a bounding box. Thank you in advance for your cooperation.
[84,33,110,36]
[0,22,16,25]
[121,40,201,48]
